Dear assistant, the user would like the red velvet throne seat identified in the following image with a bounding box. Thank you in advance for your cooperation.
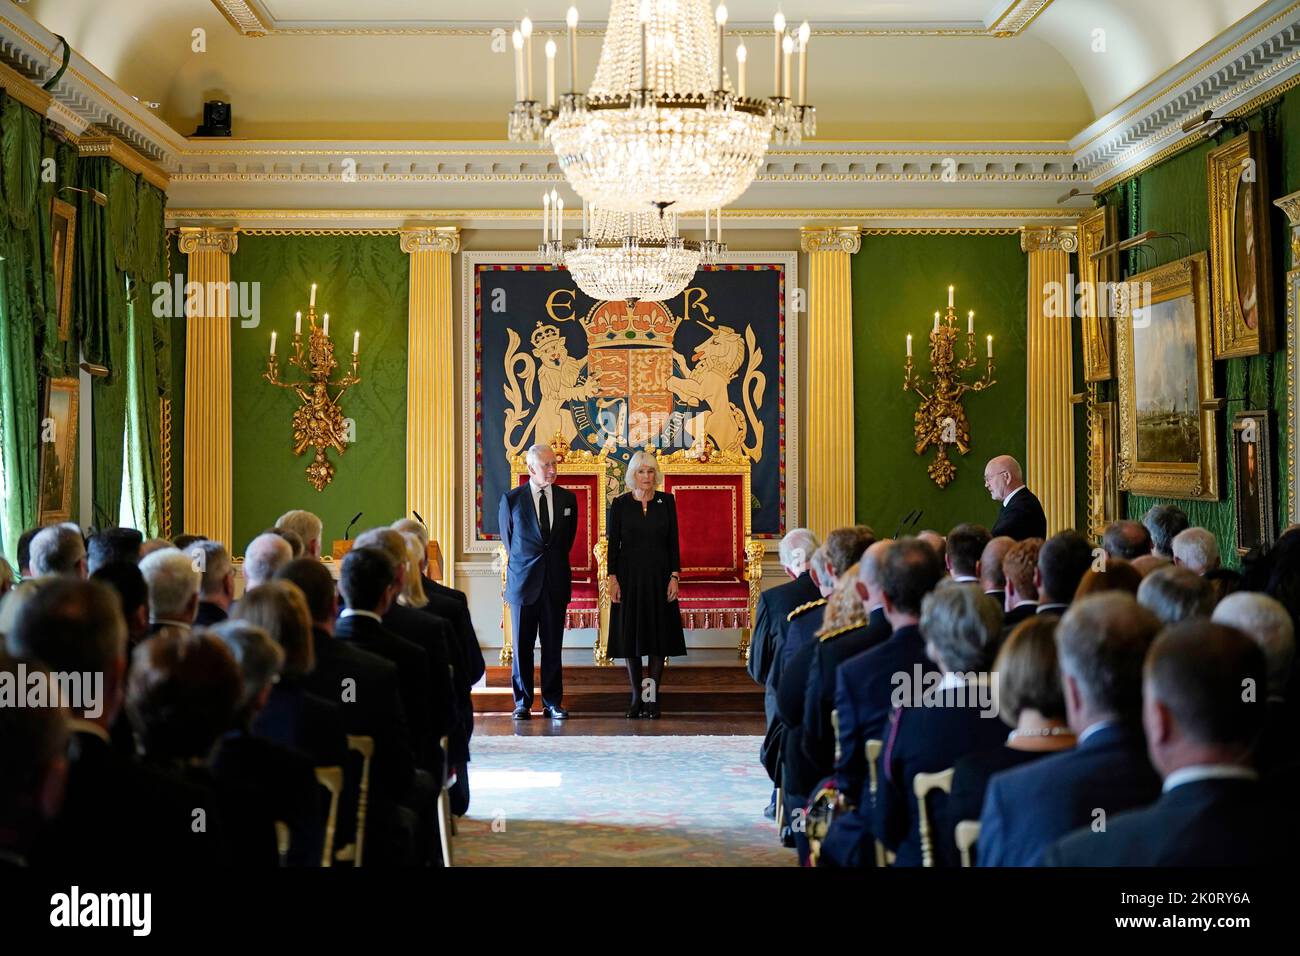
[599,447,763,661]
[498,436,611,665]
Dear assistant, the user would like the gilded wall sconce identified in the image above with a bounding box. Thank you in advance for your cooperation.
[902,286,996,487]
[264,284,361,491]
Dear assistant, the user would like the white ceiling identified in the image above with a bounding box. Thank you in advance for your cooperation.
[15,0,1275,141]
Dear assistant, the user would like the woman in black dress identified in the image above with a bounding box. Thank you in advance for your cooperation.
[607,450,688,718]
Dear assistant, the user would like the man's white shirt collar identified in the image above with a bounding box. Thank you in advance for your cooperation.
[1163,764,1258,793]
[1077,718,1116,745]
[340,608,383,623]
[1003,485,1024,505]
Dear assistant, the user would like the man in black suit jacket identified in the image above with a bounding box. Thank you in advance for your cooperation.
[499,443,579,719]
[189,540,234,627]
[1,656,67,867]
[749,528,821,717]
[977,535,1013,610]
[1047,620,1291,865]
[984,455,1047,541]
[978,593,1162,866]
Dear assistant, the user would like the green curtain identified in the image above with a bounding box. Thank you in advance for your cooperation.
[0,92,54,560]
[123,293,164,536]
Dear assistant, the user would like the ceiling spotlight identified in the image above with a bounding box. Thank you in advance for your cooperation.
[1056,186,1097,204]
[59,185,109,207]
[132,95,161,109]
[1181,109,1223,136]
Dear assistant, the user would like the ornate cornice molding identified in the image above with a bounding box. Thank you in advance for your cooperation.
[399,226,461,254]
[1275,188,1300,224]
[0,55,50,114]
[800,226,862,254]
[77,136,170,190]
[1020,225,1078,253]
[177,227,238,255]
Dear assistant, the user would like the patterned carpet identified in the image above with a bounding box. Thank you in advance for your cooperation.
[455,736,792,866]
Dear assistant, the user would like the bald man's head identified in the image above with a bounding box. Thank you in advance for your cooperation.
[978,536,1015,591]
[984,455,1025,502]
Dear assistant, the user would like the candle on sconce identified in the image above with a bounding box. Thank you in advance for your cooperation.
[773,12,785,98]
[270,331,277,356]
[736,41,747,97]
[545,39,557,109]
[987,334,993,358]
[906,333,912,357]
[934,311,940,333]
[323,313,330,336]
[556,197,564,242]
[521,17,534,100]
[567,7,579,93]
[715,207,722,243]
[782,34,793,99]
[353,330,360,354]
[295,311,302,335]
[640,1,650,90]
[948,285,954,308]
[512,28,525,100]
[967,310,974,334]
[797,21,809,104]
[716,4,727,91]
[310,283,317,308]
[543,191,550,243]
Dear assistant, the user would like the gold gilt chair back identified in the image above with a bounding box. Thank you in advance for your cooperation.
[955,820,981,868]
[314,766,344,868]
[913,767,955,868]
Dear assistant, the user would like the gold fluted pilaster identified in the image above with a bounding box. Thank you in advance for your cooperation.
[180,227,237,547]
[801,226,861,534]
[1021,225,1076,535]
[401,226,461,582]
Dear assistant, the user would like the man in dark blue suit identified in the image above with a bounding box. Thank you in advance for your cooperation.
[978,592,1162,866]
[1047,620,1291,865]
[984,455,1047,541]
[818,537,945,866]
[499,443,578,720]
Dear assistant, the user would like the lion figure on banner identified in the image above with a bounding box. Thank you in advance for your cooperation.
[502,320,599,459]
[668,323,766,461]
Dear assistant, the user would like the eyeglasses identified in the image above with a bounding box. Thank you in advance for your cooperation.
[983,470,1009,486]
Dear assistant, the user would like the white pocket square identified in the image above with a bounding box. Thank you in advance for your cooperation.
[564,507,572,516]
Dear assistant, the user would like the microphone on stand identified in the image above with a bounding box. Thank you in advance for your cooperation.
[892,509,918,540]
[344,512,363,541]
[411,509,425,525]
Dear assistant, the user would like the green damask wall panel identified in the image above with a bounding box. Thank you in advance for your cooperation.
[1095,93,1300,566]
[228,235,408,552]
[852,234,1027,535]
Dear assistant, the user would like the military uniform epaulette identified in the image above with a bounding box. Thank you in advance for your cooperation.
[787,598,827,622]
[818,622,865,642]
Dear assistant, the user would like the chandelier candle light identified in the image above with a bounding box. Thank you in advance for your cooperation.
[508,1,815,213]
[902,287,997,488]
[264,289,362,492]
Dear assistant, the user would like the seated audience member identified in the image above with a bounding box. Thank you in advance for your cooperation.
[1131,553,1171,578]
[1137,565,1214,626]
[946,524,991,583]
[749,528,820,818]
[978,536,1014,607]
[798,542,895,802]
[234,581,347,770]
[1143,504,1189,560]
[947,616,1075,864]
[172,534,207,552]
[977,593,1162,866]
[1047,621,1290,865]
[89,561,152,752]
[819,538,945,867]
[876,585,1007,866]
[139,537,175,560]
[139,547,201,633]
[268,527,304,559]
[29,525,87,579]
[917,530,946,561]
[127,628,278,865]
[0,655,68,867]
[1001,537,1042,627]
[1101,521,1151,561]
[392,517,469,607]
[190,540,235,626]
[779,560,868,860]
[16,526,44,578]
[210,620,324,866]
[87,527,143,574]
[274,558,416,839]
[1074,559,1142,599]
[243,533,294,590]
[0,580,50,639]
[1212,592,1296,772]
[1172,527,1220,575]
[8,579,217,866]
[1035,531,1094,615]
[0,556,13,600]
[276,509,323,560]
[1204,566,1242,604]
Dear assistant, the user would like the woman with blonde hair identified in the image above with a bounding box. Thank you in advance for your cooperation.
[397,531,430,610]
[815,562,867,638]
[606,449,687,718]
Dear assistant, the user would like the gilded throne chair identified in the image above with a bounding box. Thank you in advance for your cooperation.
[497,436,613,666]
[599,447,764,661]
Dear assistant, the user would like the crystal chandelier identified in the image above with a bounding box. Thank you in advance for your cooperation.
[509,1,816,214]
[538,192,725,305]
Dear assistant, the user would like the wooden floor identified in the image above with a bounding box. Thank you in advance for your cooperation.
[475,713,766,735]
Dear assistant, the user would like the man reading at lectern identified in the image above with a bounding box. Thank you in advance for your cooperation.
[499,443,578,719]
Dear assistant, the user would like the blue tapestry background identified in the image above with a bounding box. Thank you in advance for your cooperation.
[473,263,787,540]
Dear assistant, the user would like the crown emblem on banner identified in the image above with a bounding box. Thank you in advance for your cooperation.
[580,301,681,350]
[530,321,563,350]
